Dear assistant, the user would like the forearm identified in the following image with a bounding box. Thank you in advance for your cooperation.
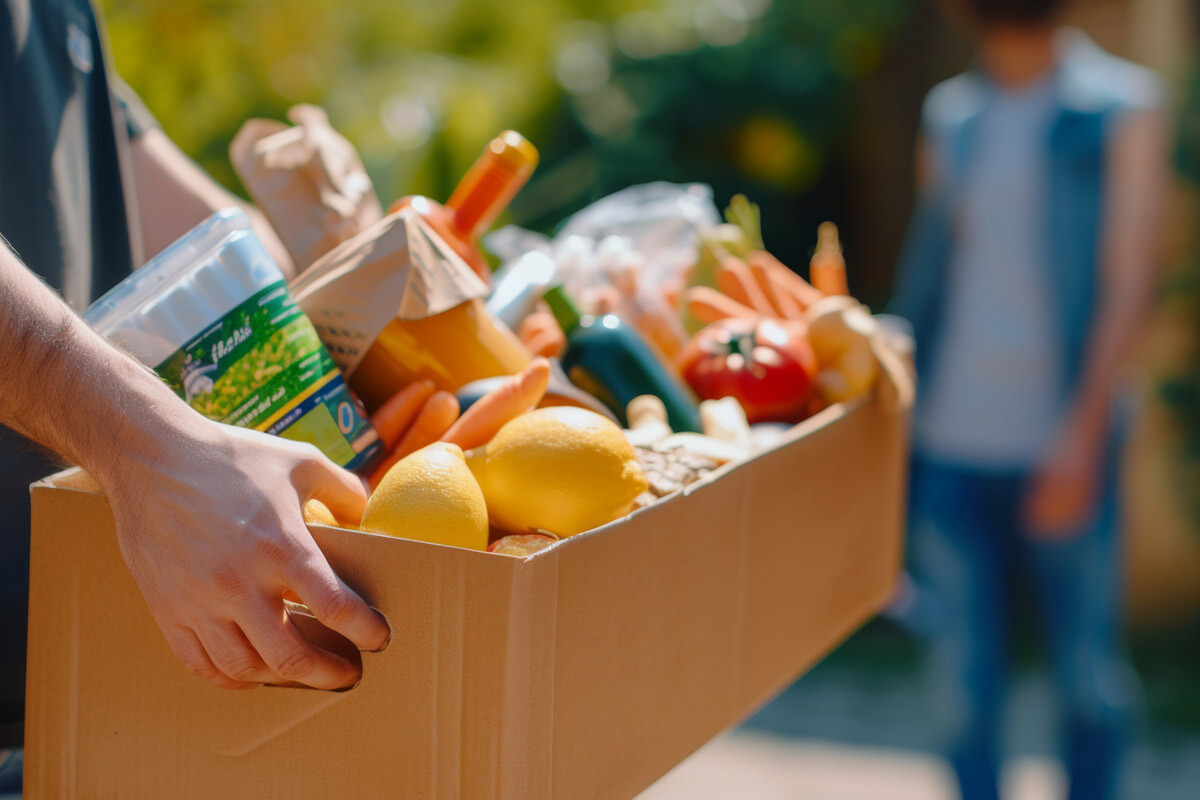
[0,244,201,492]
[1066,292,1150,444]
[131,130,295,278]
[1065,108,1168,445]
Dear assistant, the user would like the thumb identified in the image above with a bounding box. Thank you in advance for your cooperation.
[297,455,368,527]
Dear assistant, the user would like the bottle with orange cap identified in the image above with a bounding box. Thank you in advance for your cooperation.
[350,133,539,408]
[389,130,540,283]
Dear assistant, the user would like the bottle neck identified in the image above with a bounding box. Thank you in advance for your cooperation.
[446,133,538,240]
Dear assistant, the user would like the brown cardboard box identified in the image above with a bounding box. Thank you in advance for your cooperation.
[24,351,911,799]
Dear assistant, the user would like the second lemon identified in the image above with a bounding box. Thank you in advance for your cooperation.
[467,407,648,537]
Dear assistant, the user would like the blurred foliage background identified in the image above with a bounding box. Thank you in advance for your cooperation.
[99,0,908,299]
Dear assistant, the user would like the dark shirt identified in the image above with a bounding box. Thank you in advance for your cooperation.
[0,0,153,746]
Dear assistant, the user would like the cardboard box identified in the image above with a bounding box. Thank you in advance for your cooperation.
[24,351,911,799]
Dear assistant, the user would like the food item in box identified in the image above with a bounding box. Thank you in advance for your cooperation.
[624,395,673,448]
[699,397,751,448]
[809,221,849,297]
[302,498,358,529]
[83,209,383,473]
[302,499,339,527]
[359,300,532,406]
[543,285,702,433]
[442,358,551,450]
[454,362,618,421]
[654,433,748,465]
[678,317,817,424]
[716,251,776,317]
[467,407,648,537]
[486,251,559,331]
[517,310,567,359]
[389,131,539,282]
[230,105,383,272]
[487,534,558,557]
[633,446,718,505]
[739,248,825,314]
[805,296,880,404]
[369,379,437,450]
[362,442,489,550]
[290,210,532,410]
[368,391,461,488]
[686,285,759,325]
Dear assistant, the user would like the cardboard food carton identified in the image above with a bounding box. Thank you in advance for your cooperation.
[24,349,912,799]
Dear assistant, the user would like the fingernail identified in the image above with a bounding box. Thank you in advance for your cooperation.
[369,606,392,653]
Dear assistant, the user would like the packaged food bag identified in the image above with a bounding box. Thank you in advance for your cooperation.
[289,209,529,410]
[231,104,382,272]
[84,209,384,473]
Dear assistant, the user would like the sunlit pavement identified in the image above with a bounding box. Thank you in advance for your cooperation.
[640,731,1061,800]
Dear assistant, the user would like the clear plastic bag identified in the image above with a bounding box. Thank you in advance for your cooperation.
[485,182,719,312]
[553,182,720,298]
[485,183,720,368]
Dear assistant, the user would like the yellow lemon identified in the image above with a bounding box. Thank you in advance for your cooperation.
[362,442,489,551]
[466,407,648,537]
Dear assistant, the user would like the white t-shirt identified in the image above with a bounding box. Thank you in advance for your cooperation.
[915,76,1065,469]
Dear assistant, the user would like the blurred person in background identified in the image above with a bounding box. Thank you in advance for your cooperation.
[889,0,1168,798]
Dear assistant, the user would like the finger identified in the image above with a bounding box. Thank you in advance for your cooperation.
[237,599,363,690]
[296,454,369,527]
[163,624,261,690]
[286,547,391,653]
[195,619,280,685]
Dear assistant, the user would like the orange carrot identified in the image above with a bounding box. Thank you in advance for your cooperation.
[369,379,435,451]
[717,257,775,316]
[685,286,759,324]
[442,357,551,450]
[591,285,621,315]
[809,222,849,296]
[636,306,687,364]
[747,258,803,320]
[661,276,684,311]
[368,391,460,488]
[747,250,824,309]
[518,312,566,358]
[524,329,565,359]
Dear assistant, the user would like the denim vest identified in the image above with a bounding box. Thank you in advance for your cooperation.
[888,32,1161,407]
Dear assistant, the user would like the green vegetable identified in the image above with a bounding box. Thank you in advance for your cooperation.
[725,194,764,251]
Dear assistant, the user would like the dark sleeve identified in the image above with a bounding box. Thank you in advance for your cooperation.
[111,76,160,140]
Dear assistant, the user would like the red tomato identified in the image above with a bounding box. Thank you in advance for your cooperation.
[678,317,817,423]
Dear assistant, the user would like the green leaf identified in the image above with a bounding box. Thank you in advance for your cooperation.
[724,194,764,250]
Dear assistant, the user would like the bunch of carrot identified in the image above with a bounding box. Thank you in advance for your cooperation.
[366,357,552,488]
[685,223,847,326]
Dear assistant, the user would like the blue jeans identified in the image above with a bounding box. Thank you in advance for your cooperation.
[910,456,1134,800]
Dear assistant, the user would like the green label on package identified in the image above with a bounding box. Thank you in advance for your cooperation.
[155,281,382,472]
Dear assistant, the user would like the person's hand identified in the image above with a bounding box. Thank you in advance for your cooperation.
[1023,420,1103,540]
[106,417,390,690]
